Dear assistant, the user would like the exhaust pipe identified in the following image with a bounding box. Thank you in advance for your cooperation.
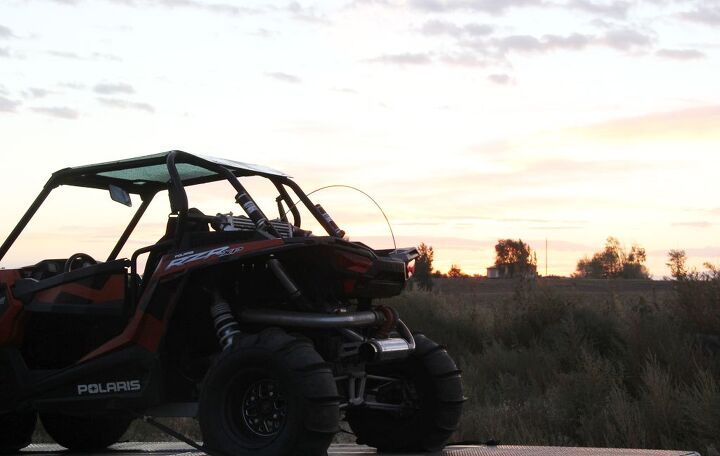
[359,338,411,362]
[237,308,387,328]
[237,308,415,361]
[358,320,416,362]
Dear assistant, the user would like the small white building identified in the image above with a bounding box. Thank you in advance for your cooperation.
[486,264,537,279]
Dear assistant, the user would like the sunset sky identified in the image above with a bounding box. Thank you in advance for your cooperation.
[1,0,719,277]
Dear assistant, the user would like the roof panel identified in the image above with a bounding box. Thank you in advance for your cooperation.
[52,150,290,193]
[96,163,215,184]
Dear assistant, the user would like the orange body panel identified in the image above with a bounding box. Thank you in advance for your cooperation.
[79,239,285,363]
[32,274,125,304]
[0,269,23,347]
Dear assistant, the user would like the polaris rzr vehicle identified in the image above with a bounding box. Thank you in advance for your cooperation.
[0,151,463,455]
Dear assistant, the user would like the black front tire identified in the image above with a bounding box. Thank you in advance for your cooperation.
[40,412,133,451]
[347,333,464,452]
[199,328,340,456]
[0,410,36,454]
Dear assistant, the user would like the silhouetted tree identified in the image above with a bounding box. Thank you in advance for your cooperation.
[666,249,688,279]
[494,239,537,278]
[447,264,467,278]
[575,237,649,279]
[414,243,434,290]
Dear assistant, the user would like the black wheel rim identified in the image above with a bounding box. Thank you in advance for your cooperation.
[239,378,286,438]
[378,378,420,414]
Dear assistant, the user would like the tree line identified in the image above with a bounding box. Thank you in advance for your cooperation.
[411,236,698,290]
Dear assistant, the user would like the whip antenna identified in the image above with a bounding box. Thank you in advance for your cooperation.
[286,184,397,252]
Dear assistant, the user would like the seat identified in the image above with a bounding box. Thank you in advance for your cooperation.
[141,208,210,283]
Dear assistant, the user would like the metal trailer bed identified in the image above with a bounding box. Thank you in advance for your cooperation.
[22,442,701,456]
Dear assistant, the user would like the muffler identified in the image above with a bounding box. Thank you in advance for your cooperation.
[358,320,416,361]
[358,338,412,362]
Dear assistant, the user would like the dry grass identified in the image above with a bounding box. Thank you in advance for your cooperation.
[389,277,720,454]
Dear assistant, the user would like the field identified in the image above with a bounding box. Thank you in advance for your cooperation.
[391,277,719,454]
[32,277,720,453]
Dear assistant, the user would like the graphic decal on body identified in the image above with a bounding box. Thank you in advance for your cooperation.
[165,245,244,270]
[77,380,141,396]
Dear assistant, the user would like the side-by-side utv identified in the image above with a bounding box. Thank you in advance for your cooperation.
[0,151,463,455]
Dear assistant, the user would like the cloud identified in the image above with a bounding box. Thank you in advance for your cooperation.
[0,96,21,113]
[0,24,14,39]
[420,19,463,36]
[649,246,720,258]
[91,52,122,61]
[393,214,588,225]
[412,12,653,63]
[495,35,544,53]
[97,97,155,112]
[671,221,713,228]
[376,156,664,202]
[407,0,451,12]
[409,0,538,15]
[349,0,393,6]
[464,23,495,36]
[488,73,512,84]
[47,50,83,60]
[265,72,302,83]
[0,47,9,58]
[543,33,593,50]
[103,0,259,15]
[367,52,433,65]
[656,48,705,60]
[509,158,662,185]
[408,0,633,17]
[420,19,493,37]
[492,32,594,55]
[528,239,596,252]
[491,29,652,55]
[93,82,135,95]
[567,0,631,19]
[333,87,358,94]
[58,82,86,90]
[31,106,79,119]
[528,225,586,230]
[567,105,720,143]
[252,28,275,38]
[438,52,489,67]
[680,5,720,26]
[23,88,51,98]
[47,50,122,61]
[286,2,330,24]
[601,28,653,51]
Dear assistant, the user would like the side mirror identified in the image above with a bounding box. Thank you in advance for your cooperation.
[109,185,132,207]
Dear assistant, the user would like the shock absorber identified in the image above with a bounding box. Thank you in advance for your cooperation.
[210,292,241,350]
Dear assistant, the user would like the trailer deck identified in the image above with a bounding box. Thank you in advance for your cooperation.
[21,442,701,456]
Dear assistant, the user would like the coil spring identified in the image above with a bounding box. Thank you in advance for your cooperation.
[210,300,241,349]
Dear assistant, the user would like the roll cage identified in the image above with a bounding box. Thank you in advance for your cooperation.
[0,150,342,265]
